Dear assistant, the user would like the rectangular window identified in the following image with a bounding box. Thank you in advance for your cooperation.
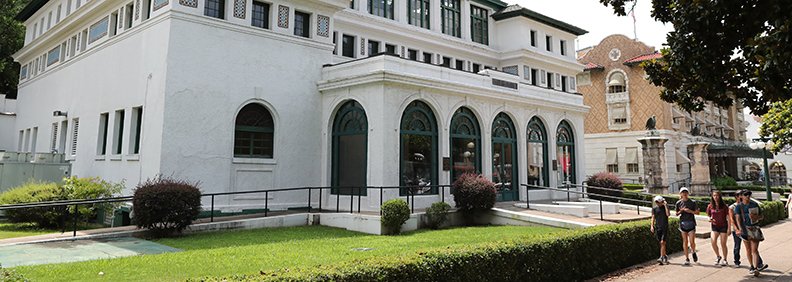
[251,2,270,29]
[76,0,81,9]
[51,123,59,151]
[80,29,88,51]
[626,147,639,173]
[561,76,567,92]
[545,35,552,52]
[97,113,109,155]
[502,65,518,75]
[408,0,429,29]
[47,12,52,29]
[569,76,576,91]
[470,5,488,45]
[67,0,72,15]
[546,72,553,89]
[113,109,125,155]
[294,11,310,38]
[69,35,77,56]
[23,128,30,152]
[153,0,168,11]
[332,31,337,55]
[607,164,619,173]
[422,52,432,64]
[125,3,134,28]
[612,106,628,124]
[369,0,394,19]
[627,164,639,173]
[56,5,62,23]
[70,118,79,156]
[31,127,38,153]
[110,11,119,37]
[88,17,109,44]
[441,0,460,37]
[33,23,37,39]
[523,66,531,82]
[46,46,60,66]
[472,63,480,73]
[407,49,418,60]
[204,0,225,19]
[530,30,536,47]
[59,120,68,154]
[367,40,380,56]
[539,69,546,85]
[385,43,396,55]
[40,18,44,35]
[342,34,355,58]
[560,40,567,56]
[455,60,464,71]
[18,130,24,151]
[143,0,153,20]
[130,107,143,154]
[441,56,451,67]
[20,65,28,80]
[606,148,618,173]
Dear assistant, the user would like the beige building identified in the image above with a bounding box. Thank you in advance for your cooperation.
[576,34,752,194]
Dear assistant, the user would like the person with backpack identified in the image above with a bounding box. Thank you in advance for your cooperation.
[676,187,699,265]
[734,190,767,276]
[730,191,764,268]
[651,195,670,264]
[707,190,729,266]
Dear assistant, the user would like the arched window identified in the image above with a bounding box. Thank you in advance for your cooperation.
[331,100,368,195]
[450,107,481,182]
[607,72,626,93]
[557,120,576,184]
[492,113,517,201]
[400,101,438,195]
[234,103,274,158]
[527,117,549,188]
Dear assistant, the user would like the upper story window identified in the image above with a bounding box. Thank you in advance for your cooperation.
[408,0,430,29]
[88,17,109,44]
[441,0,460,37]
[560,40,567,56]
[368,40,380,56]
[205,0,225,19]
[530,30,536,47]
[294,11,310,38]
[370,0,394,19]
[470,5,488,45]
[385,43,396,54]
[545,35,552,52]
[251,2,270,29]
[607,72,626,93]
[342,34,355,58]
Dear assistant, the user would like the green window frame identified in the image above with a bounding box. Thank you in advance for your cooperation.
[234,103,274,158]
[470,5,488,45]
[450,107,481,182]
[400,101,438,196]
[526,116,549,188]
[441,0,460,37]
[492,113,518,201]
[331,100,368,195]
[408,0,430,29]
[369,0,394,19]
[556,120,576,184]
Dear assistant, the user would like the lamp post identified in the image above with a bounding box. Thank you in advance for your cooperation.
[749,138,775,201]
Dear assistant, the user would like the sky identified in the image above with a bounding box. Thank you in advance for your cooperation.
[513,0,673,52]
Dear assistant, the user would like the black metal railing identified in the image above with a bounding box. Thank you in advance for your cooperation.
[522,183,657,221]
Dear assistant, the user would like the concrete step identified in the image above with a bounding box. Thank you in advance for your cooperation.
[554,201,620,214]
[513,203,588,218]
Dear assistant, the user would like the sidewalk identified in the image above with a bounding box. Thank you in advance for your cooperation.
[598,220,792,281]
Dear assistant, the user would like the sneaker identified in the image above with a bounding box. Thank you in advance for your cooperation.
[663,256,669,264]
[758,264,769,271]
[721,260,728,266]
[715,256,721,266]
[684,259,691,266]
[658,257,664,265]
[692,251,698,263]
[749,267,756,274]
[734,261,741,267]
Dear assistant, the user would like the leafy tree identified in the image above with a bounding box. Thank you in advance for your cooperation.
[599,0,792,150]
[0,0,28,99]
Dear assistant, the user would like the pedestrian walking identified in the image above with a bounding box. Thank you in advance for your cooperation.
[675,187,699,265]
[735,190,767,276]
[730,190,763,268]
[707,190,729,266]
[651,195,670,265]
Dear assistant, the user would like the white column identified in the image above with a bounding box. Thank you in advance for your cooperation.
[430,0,441,33]
[395,0,407,24]
[460,0,470,40]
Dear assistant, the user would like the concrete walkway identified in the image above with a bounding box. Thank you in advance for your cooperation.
[599,220,792,281]
[0,237,179,267]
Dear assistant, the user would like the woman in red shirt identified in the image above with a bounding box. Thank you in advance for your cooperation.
[708,190,730,266]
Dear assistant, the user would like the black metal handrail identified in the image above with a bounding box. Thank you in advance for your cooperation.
[521,183,657,220]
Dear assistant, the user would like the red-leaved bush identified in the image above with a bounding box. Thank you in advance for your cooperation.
[586,172,624,200]
[452,173,497,211]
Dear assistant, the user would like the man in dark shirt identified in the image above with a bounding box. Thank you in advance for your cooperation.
[651,195,670,264]
[676,187,699,265]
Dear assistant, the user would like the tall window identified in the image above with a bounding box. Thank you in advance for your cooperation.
[408,0,429,29]
[367,40,380,56]
[545,35,552,51]
[113,109,125,155]
[234,103,274,158]
[560,40,567,56]
[441,0,460,37]
[70,118,79,156]
[332,101,368,195]
[607,72,626,93]
[342,34,355,58]
[400,101,438,195]
[530,30,536,47]
[251,2,270,29]
[527,117,548,188]
[626,147,639,173]
[97,113,109,155]
[556,121,576,184]
[605,148,618,173]
[369,0,394,19]
[294,11,310,38]
[130,107,143,154]
[470,5,488,45]
[492,113,517,201]
[204,0,225,19]
[450,107,481,182]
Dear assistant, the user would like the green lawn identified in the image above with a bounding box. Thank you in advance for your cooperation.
[15,225,562,281]
[0,221,51,240]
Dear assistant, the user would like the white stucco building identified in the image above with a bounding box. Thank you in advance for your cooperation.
[10,0,589,211]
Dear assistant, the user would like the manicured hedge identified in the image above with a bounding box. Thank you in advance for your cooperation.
[192,220,682,282]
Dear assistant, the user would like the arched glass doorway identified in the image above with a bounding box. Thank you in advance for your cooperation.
[527,116,549,188]
[492,113,518,201]
[331,100,368,195]
[450,107,481,182]
[400,101,438,195]
[557,120,576,184]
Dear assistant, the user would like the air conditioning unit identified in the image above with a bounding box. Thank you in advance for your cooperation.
[0,152,18,162]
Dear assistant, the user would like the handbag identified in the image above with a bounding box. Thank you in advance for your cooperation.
[745,226,764,241]
[680,220,695,231]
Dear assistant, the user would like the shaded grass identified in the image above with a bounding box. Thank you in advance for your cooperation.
[15,225,562,281]
[0,221,51,239]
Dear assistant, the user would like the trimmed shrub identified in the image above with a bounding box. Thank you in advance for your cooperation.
[132,176,201,237]
[195,219,682,282]
[586,172,624,200]
[0,263,27,282]
[381,199,410,235]
[425,202,451,229]
[623,183,644,191]
[452,173,496,212]
[712,176,738,188]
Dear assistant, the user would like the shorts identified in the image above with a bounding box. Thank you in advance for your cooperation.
[655,228,668,242]
[712,225,727,233]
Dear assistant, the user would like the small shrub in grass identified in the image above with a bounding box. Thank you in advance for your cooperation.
[0,263,27,282]
[132,176,201,237]
[425,202,451,229]
[381,199,410,235]
[712,176,738,188]
[586,172,623,200]
[452,173,496,212]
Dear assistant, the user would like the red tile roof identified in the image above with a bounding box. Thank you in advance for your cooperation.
[623,52,663,65]
[583,62,604,71]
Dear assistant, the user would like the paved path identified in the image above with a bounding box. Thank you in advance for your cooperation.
[599,219,792,281]
[0,237,179,267]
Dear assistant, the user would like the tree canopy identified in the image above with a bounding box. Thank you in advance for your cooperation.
[0,0,27,99]
[600,0,792,150]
